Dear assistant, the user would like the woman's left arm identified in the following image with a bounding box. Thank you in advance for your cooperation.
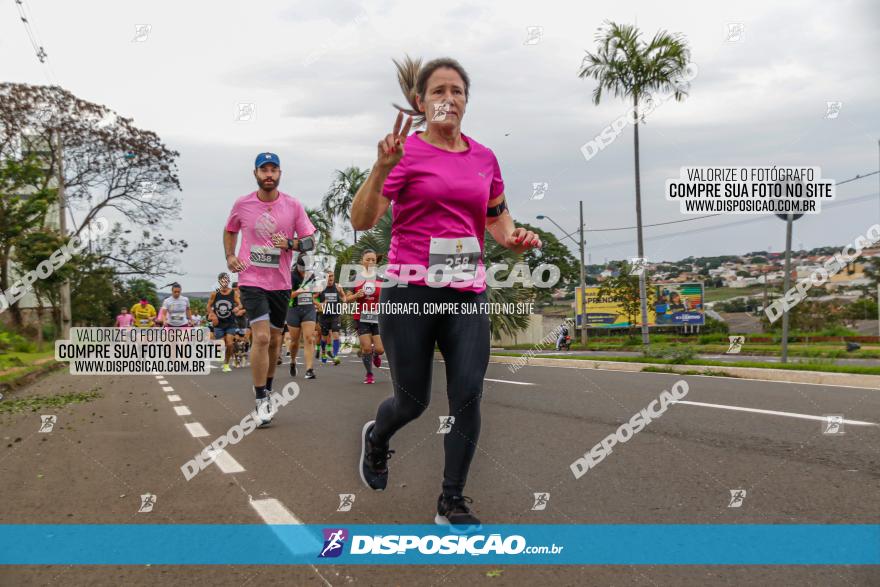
[486,193,542,254]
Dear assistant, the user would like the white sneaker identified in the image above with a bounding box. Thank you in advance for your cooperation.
[256,397,273,427]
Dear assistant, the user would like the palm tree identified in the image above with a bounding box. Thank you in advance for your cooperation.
[322,166,369,243]
[579,21,691,345]
[354,210,534,338]
[304,206,334,253]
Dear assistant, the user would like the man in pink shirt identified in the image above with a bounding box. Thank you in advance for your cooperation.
[224,152,316,427]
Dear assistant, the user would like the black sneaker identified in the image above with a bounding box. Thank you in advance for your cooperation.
[289,362,297,377]
[359,420,393,491]
[435,494,481,532]
[305,369,316,379]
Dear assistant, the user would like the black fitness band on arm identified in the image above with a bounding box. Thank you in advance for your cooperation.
[487,199,507,217]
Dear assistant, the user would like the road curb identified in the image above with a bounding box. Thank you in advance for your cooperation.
[487,354,880,390]
[0,360,65,395]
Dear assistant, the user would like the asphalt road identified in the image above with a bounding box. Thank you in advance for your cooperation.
[1,349,878,586]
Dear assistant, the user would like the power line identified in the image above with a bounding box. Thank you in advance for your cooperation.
[14,0,48,64]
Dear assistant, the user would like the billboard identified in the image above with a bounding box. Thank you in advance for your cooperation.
[575,283,704,328]
[654,283,704,326]
[575,286,656,329]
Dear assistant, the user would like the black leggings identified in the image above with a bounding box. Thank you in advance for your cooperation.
[371,285,490,496]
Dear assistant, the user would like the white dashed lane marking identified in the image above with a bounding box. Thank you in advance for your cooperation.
[162,386,174,392]
[204,447,245,473]
[185,422,209,438]
[167,395,181,402]
[174,406,191,416]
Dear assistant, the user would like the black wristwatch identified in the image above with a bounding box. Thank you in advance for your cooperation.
[286,238,296,251]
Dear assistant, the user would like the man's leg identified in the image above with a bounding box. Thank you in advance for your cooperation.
[267,327,283,379]
[224,333,234,364]
[249,320,271,388]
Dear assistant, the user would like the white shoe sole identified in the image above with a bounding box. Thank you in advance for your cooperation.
[359,420,383,491]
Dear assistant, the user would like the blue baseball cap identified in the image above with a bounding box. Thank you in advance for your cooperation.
[255,152,280,169]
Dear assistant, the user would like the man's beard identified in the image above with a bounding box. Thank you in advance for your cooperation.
[256,178,279,191]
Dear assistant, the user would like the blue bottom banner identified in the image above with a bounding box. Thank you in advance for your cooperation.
[0,524,877,565]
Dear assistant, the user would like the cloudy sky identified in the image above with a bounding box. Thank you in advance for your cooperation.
[2,0,878,291]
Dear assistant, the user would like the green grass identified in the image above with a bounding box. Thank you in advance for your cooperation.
[0,389,103,414]
[491,351,880,375]
[703,286,764,302]
[0,351,57,384]
[0,350,54,368]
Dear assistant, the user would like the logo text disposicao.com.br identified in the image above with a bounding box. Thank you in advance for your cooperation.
[318,529,564,558]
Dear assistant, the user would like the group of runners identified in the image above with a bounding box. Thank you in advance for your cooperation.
[133,56,541,530]
[115,283,198,330]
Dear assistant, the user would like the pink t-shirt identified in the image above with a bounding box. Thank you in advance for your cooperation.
[116,313,134,327]
[381,132,504,293]
[225,191,316,291]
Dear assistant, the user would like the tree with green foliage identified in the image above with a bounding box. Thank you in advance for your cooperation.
[123,278,159,308]
[514,222,577,303]
[0,154,57,326]
[322,167,368,243]
[597,261,656,333]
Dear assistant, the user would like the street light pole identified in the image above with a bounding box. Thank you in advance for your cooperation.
[536,213,587,347]
[579,201,587,347]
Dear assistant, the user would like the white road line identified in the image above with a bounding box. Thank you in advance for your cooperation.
[204,447,245,473]
[174,405,191,416]
[184,422,209,438]
[485,378,535,386]
[249,498,302,524]
[167,394,181,402]
[672,400,879,426]
[154,375,163,379]
[249,498,324,563]
[162,386,174,392]
[158,380,169,385]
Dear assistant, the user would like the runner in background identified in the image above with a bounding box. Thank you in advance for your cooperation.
[345,249,383,384]
[231,282,250,344]
[130,298,157,328]
[115,307,134,328]
[207,272,242,372]
[317,268,345,365]
[287,256,318,379]
[156,283,193,328]
[224,152,316,426]
[352,56,541,529]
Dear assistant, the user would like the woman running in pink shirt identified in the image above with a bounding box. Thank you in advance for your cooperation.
[352,56,541,530]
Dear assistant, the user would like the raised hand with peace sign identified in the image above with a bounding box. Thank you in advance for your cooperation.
[376,111,413,171]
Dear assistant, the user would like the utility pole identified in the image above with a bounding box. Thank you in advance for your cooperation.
[579,201,587,347]
[781,213,794,363]
[53,130,72,339]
